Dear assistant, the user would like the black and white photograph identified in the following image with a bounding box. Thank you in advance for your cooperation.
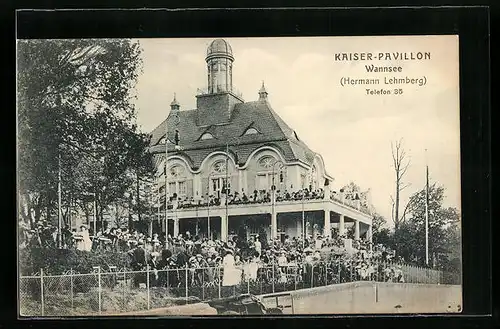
[17,35,462,316]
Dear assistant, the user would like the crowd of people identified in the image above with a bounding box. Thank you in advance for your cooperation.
[175,187,326,210]
[170,186,370,215]
[19,214,404,288]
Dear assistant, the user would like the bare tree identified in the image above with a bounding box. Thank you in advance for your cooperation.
[391,139,411,231]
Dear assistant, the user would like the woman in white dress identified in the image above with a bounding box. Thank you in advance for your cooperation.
[222,249,241,286]
[247,252,260,281]
[76,225,92,252]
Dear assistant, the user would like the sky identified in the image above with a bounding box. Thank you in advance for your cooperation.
[132,36,461,225]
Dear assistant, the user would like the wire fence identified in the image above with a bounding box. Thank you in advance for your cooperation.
[19,260,453,317]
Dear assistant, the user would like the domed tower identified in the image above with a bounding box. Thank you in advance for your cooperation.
[206,39,234,94]
[196,39,244,126]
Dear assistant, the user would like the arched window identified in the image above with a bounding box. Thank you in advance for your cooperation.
[209,160,230,196]
[258,156,276,170]
[211,160,227,174]
[311,166,318,190]
[256,156,283,191]
[167,165,187,197]
[200,132,214,140]
[169,165,185,178]
[244,127,259,135]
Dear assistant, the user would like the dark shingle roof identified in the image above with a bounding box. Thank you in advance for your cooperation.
[149,100,317,170]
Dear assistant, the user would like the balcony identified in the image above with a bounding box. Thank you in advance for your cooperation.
[153,188,372,217]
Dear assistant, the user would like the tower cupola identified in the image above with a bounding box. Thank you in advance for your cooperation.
[205,39,234,94]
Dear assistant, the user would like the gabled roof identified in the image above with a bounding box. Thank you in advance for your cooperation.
[149,100,318,170]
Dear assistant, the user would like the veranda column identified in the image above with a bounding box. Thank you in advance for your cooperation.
[271,211,278,240]
[366,225,373,252]
[221,215,229,242]
[366,225,372,242]
[173,218,180,237]
[339,214,345,236]
[323,210,331,237]
[354,220,360,240]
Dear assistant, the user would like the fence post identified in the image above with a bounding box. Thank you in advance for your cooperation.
[272,263,275,293]
[70,269,74,312]
[40,269,44,316]
[185,266,188,304]
[247,273,250,294]
[325,262,328,286]
[311,264,314,288]
[218,267,221,299]
[338,261,341,283]
[202,268,205,301]
[123,271,126,312]
[98,266,102,315]
[146,265,150,310]
[166,268,169,291]
[294,266,297,291]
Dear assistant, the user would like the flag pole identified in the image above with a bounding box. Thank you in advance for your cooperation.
[425,149,429,266]
[165,118,169,245]
[57,150,63,249]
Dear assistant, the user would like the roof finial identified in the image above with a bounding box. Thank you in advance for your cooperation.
[170,92,180,109]
[259,81,268,101]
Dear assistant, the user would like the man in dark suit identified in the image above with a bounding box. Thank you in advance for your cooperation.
[130,241,149,287]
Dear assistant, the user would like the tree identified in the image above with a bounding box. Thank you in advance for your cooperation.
[394,183,461,268]
[371,213,393,246]
[390,139,411,231]
[17,39,146,230]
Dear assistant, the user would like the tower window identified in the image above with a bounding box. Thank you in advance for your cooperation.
[200,132,214,140]
[244,128,259,135]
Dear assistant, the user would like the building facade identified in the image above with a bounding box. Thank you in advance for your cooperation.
[148,39,373,243]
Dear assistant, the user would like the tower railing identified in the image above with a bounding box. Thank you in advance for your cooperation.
[196,87,243,99]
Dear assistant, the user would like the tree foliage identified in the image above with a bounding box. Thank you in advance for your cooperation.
[17,39,151,229]
[371,213,393,246]
[394,183,461,270]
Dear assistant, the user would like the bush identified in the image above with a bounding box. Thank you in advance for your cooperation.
[19,247,131,275]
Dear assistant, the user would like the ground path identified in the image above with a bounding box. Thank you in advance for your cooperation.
[112,282,461,316]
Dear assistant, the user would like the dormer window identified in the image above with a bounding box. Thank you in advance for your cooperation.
[244,128,259,135]
[157,136,173,145]
[200,132,214,140]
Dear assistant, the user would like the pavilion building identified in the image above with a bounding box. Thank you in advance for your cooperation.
[148,39,373,243]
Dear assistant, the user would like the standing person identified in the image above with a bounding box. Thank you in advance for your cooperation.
[303,247,315,286]
[315,235,323,250]
[222,249,240,287]
[76,225,92,252]
[247,251,260,282]
[62,225,73,249]
[130,241,149,288]
[254,235,262,256]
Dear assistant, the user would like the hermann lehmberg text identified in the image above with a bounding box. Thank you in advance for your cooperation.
[334,51,430,95]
